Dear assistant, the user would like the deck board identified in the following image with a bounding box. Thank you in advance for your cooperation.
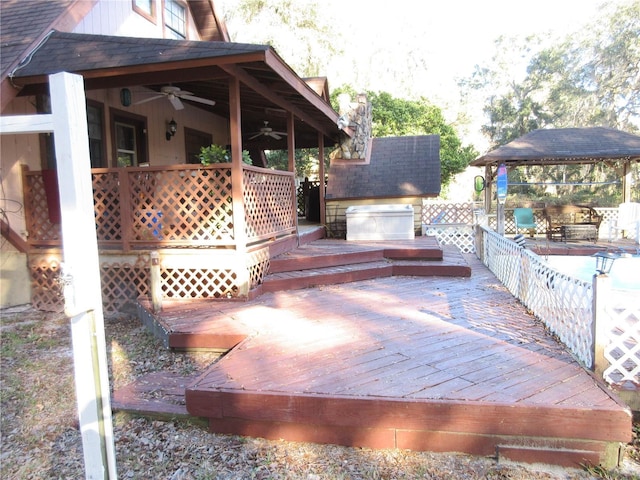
[120,243,632,467]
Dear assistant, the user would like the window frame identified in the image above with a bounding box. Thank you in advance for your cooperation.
[110,109,148,168]
[132,0,156,24]
[87,100,107,168]
[163,0,188,40]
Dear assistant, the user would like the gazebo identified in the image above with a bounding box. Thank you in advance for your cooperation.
[471,127,640,216]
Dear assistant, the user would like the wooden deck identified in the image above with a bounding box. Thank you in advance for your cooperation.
[114,236,633,469]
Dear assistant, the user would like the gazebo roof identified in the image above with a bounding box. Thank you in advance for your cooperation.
[471,127,640,167]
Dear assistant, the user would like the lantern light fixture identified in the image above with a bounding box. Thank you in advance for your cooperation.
[593,251,619,275]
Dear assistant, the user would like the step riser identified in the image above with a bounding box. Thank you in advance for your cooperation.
[269,251,384,274]
[262,266,393,292]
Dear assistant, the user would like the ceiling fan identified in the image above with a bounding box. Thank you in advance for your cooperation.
[248,121,287,140]
[133,86,216,110]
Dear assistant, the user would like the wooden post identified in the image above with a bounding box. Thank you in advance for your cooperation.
[228,76,250,296]
[591,273,610,376]
[150,251,162,313]
[318,131,326,225]
[50,72,117,480]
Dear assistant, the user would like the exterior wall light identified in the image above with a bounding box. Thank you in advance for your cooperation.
[166,119,177,141]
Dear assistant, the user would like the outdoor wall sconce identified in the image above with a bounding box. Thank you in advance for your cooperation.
[593,251,619,275]
[166,119,177,141]
[120,88,132,107]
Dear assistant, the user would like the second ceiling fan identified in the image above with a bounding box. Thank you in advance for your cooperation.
[134,86,216,110]
[249,121,288,140]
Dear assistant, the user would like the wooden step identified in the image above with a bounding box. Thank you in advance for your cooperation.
[262,260,394,293]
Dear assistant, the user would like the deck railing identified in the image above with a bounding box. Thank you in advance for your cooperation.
[23,164,296,251]
[476,225,640,391]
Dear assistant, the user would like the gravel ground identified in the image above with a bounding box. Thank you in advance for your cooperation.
[1,305,639,479]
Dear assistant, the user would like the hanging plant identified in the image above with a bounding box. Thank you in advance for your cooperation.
[199,144,252,165]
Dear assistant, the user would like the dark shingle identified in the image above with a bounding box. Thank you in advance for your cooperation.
[10,31,269,78]
[326,136,441,200]
[472,127,640,166]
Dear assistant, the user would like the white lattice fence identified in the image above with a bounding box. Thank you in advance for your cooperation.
[423,225,475,253]
[599,287,640,387]
[480,227,594,366]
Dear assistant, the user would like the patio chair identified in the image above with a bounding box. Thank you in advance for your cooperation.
[513,208,537,237]
[608,202,640,244]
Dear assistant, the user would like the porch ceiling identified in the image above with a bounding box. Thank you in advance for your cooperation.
[9,31,342,149]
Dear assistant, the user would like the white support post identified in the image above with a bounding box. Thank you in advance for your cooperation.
[150,251,163,313]
[49,72,117,480]
[591,273,610,377]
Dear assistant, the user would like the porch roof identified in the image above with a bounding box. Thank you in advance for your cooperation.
[471,127,640,167]
[8,31,342,148]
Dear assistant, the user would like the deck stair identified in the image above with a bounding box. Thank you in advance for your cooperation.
[256,237,470,295]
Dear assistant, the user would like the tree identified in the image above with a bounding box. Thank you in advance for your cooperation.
[216,0,340,77]
[466,0,640,149]
[331,87,477,187]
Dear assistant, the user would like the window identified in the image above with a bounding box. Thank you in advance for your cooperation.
[164,0,186,39]
[87,102,106,168]
[185,128,213,164]
[111,110,148,167]
[133,0,156,22]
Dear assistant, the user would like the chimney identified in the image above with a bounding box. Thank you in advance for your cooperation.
[330,93,372,161]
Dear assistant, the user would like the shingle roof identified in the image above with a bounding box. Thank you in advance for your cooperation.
[472,127,640,166]
[0,0,76,78]
[9,31,269,79]
[326,136,441,200]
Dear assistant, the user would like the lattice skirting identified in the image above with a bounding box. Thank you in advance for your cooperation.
[28,249,271,314]
[422,224,475,254]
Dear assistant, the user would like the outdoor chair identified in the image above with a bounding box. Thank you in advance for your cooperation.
[513,208,537,237]
[608,202,640,244]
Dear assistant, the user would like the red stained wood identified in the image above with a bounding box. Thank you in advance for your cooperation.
[116,245,633,467]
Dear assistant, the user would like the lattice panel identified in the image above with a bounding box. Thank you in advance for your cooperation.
[244,169,295,240]
[161,268,238,298]
[93,171,122,242]
[423,225,475,253]
[480,227,594,367]
[602,293,640,387]
[248,248,270,288]
[126,166,234,244]
[29,255,64,312]
[23,172,62,244]
[100,256,150,314]
[421,201,479,225]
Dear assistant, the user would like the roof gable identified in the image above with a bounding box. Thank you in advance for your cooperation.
[472,127,640,166]
[326,136,441,200]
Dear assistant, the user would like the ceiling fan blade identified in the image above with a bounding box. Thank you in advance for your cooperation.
[269,133,282,140]
[133,94,163,106]
[180,94,216,106]
[248,132,263,140]
[168,96,184,110]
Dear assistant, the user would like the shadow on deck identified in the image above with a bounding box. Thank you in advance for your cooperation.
[112,231,632,469]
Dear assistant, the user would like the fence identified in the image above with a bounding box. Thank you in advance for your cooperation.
[476,225,640,392]
[22,164,296,312]
[23,164,296,251]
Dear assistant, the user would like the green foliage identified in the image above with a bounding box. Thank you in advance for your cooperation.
[331,86,478,187]
[199,144,252,165]
[467,0,640,149]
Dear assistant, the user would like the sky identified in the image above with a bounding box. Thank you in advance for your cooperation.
[217,0,614,150]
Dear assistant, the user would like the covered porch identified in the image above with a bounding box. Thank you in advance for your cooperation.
[7,32,347,312]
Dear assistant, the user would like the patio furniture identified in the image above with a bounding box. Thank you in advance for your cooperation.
[543,205,602,242]
[608,202,640,244]
[513,208,537,236]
